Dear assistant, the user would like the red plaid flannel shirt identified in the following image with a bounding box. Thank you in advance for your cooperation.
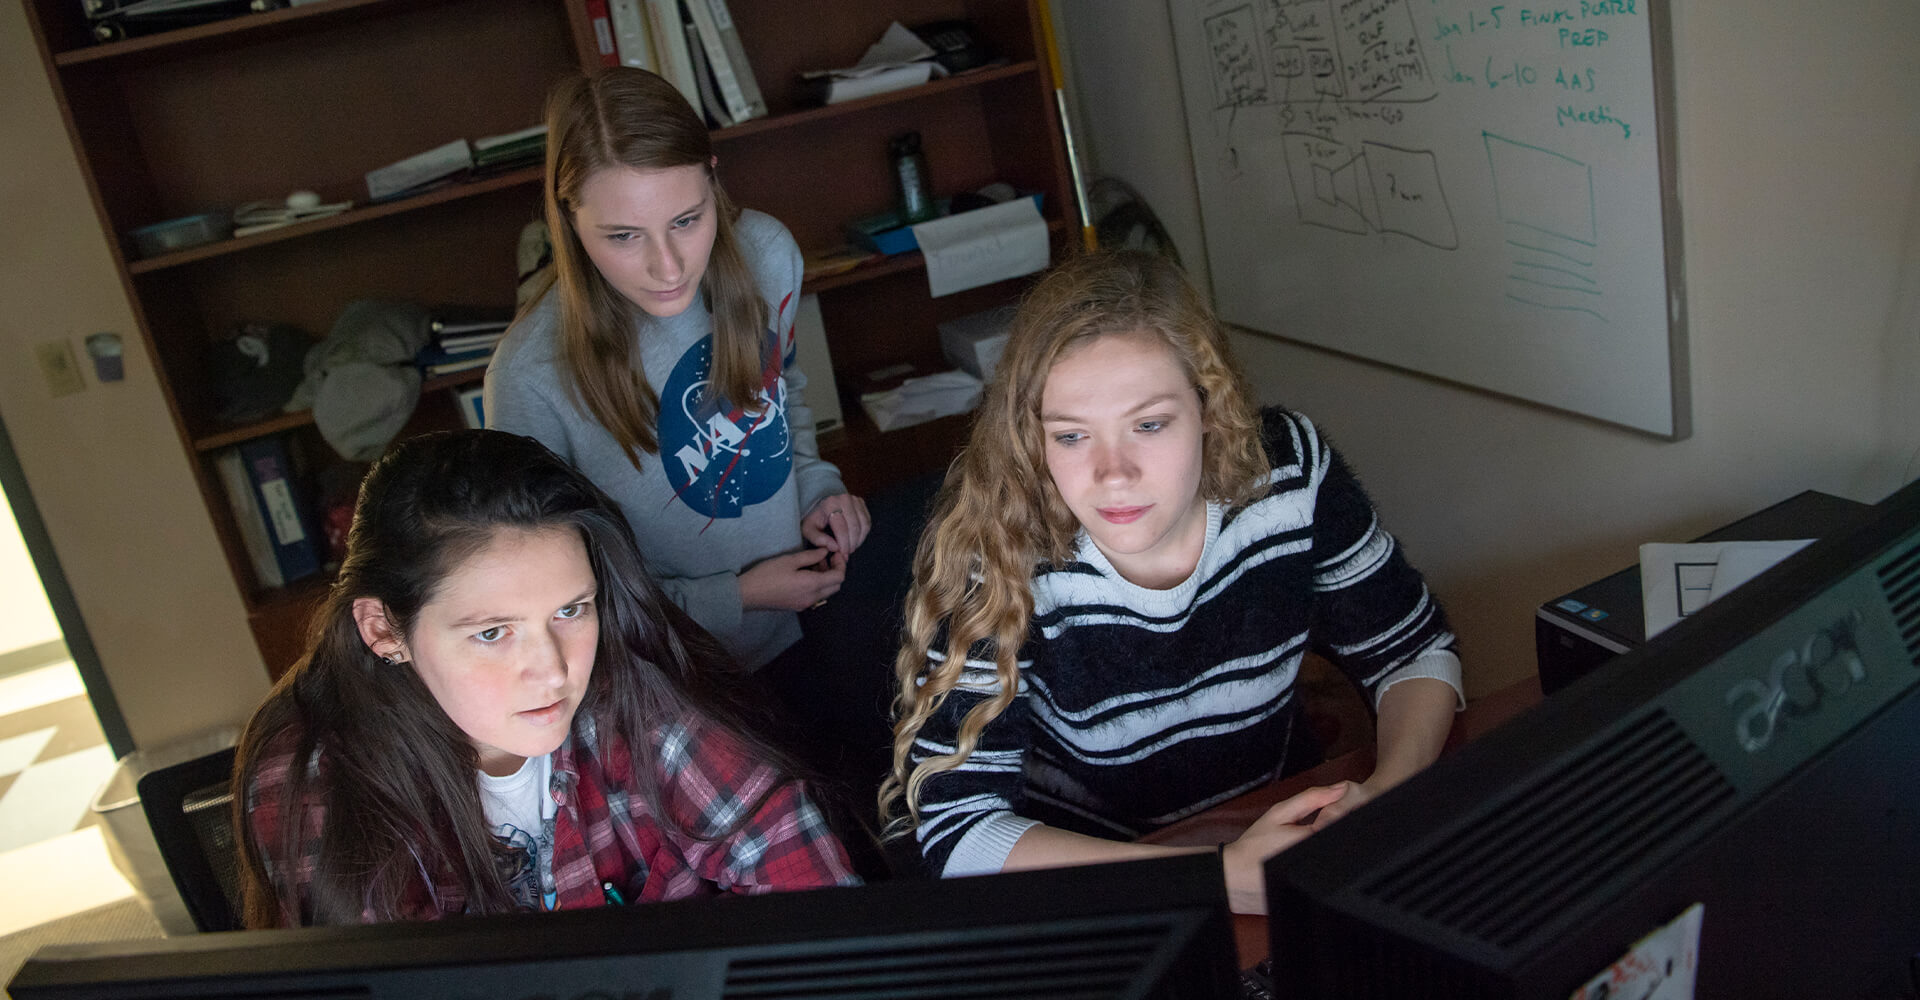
[245,713,857,924]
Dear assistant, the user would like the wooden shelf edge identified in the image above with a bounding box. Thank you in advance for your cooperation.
[52,0,437,67]
[804,253,929,295]
[246,572,333,618]
[802,218,1068,295]
[193,366,486,452]
[129,167,543,274]
[713,62,1041,144]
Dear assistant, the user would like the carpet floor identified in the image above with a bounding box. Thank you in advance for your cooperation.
[0,897,162,999]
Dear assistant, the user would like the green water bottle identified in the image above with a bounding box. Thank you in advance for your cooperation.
[890,131,935,224]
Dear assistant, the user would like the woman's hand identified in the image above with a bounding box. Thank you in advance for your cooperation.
[739,547,845,611]
[1309,777,1381,831]
[801,493,871,567]
[1220,782,1350,914]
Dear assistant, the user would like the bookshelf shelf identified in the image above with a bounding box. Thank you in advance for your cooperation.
[804,252,930,295]
[247,572,331,617]
[49,0,459,67]
[713,62,1041,144]
[801,219,1065,296]
[192,366,487,453]
[127,167,544,274]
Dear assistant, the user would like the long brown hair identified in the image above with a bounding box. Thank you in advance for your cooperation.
[535,67,767,467]
[232,430,799,926]
[878,251,1271,833]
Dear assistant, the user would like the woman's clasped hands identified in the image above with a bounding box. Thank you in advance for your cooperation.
[740,493,870,611]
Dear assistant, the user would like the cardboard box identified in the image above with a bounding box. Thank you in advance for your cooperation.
[938,304,1014,382]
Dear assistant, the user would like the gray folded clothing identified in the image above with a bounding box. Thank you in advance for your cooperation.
[293,300,432,462]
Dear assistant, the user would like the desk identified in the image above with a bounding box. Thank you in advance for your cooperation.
[1139,678,1542,968]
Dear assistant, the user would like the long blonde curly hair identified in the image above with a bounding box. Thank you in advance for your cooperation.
[879,251,1271,834]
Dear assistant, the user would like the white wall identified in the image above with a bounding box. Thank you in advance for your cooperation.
[1,4,270,746]
[1057,0,1920,695]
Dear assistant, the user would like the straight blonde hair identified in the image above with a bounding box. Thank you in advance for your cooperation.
[535,67,767,468]
[879,251,1270,834]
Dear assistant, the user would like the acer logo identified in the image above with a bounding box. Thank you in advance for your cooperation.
[499,982,672,990]
[1725,611,1866,753]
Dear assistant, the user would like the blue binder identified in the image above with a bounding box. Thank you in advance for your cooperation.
[236,436,321,586]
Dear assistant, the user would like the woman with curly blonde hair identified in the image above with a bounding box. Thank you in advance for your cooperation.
[880,251,1463,914]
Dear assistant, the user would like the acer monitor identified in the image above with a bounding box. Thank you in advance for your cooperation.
[1265,477,1920,998]
[10,853,1237,1000]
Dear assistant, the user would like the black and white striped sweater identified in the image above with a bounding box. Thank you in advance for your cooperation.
[909,408,1459,876]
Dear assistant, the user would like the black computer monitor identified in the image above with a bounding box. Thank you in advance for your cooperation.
[1266,478,1920,999]
[10,853,1237,1000]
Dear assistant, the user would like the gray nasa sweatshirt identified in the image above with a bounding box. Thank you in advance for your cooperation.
[484,211,844,668]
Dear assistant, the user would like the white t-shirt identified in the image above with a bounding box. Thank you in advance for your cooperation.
[477,753,558,910]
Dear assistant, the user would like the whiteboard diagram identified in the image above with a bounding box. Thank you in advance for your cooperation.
[1204,0,1437,109]
[1211,1,1457,248]
[1171,0,1687,438]
[1486,132,1606,323]
[1284,135,1458,249]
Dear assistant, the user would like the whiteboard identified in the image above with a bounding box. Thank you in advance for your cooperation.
[1169,0,1688,437]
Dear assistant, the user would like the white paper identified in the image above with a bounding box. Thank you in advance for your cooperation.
[855,21,938,72]
[822,63,935,104]
[1708,541,1813,600]
[1569,903,1703,1000]
[792,293,842,433]
[1640,539,1814,638]
[912,197,1050,298]
[801,21,944,82]
[859,370,982,431]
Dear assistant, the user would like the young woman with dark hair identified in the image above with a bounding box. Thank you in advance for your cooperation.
[233,430,855,927]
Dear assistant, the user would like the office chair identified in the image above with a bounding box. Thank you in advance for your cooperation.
[136,745,243,932]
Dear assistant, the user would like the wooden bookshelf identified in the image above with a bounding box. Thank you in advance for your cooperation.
[23,0,1077,678]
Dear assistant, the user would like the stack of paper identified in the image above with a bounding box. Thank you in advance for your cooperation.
[416,307,514,377]
[1639,539,1814,638]
[860,370,982,431]
[800,22,946,105]
[365,139,473,201]
[911,197,1050,297]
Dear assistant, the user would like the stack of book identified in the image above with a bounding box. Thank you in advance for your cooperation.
[84,0,307,43]
[416,308,512,378]
[587,0,766,128]
[364,125,546,202]
[473,125,548,173]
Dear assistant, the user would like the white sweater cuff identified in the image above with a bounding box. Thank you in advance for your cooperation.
[942,812,1042,878]
[1375,648,1465,711]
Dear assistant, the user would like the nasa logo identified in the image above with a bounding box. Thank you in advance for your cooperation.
[659,336,790,519]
